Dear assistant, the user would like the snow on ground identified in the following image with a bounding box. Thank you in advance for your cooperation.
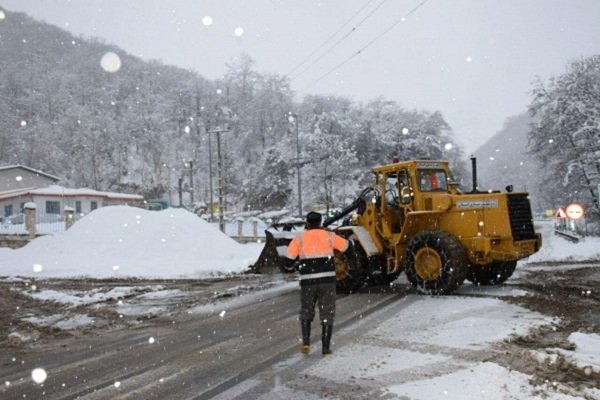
[386,362,575,400]
[529,219,600,262]
[563,332,600,374]
[27,285,156,306]
[267,296,575,400]
[0,206,263,278]
[1,210,599,399]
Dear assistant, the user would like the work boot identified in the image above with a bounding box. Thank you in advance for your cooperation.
[322,325,333,355]
[301,320,311,354]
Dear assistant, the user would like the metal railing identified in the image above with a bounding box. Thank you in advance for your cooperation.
[0,209,75,235]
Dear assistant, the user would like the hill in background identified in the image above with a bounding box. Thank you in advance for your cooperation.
[472,113,544,211]
[0,9,467,213]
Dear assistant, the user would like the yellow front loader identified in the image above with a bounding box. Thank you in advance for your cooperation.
[253,158,542,295]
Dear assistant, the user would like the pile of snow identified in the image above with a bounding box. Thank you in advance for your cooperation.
[0,206,262,278]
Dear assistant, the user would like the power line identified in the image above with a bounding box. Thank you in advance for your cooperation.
[290,0,389,80]
[299,0,430,94]
[287,0,379,77]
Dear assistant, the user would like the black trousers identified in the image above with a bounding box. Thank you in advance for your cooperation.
[299,282,336,327]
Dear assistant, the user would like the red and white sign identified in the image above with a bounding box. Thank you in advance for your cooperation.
[565,203,584,220]
[555,207,567,219]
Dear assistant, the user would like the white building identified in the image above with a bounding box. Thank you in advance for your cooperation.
[0,185,144,222]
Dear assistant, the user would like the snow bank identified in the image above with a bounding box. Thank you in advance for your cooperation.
[528,220,600,262]
[0,206,261,278]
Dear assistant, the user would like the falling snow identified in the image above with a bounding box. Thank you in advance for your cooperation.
[100,51,122,72]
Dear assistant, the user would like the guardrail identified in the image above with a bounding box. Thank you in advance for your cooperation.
[554,229,580,243]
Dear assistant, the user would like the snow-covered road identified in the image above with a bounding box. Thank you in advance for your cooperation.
[1,208,599,399]
[2,265,598,399]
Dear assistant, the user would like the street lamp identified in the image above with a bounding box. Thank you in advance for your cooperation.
[288,112,302,218]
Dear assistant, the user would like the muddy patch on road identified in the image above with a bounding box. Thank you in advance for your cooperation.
[498,263,600,392]
[0,274,286,348]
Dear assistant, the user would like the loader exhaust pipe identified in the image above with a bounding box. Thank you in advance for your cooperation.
[471,156,478,193]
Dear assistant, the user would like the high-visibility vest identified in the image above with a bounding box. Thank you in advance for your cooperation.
[286,228,348,285]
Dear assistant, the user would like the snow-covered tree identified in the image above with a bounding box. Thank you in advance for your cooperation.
[0,11,466,215]
[528,55,600,223]
[246,146,292,209]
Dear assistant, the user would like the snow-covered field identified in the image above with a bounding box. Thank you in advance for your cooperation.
[1,207,599,399]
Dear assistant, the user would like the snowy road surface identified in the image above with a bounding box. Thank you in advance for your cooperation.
[1,211,599,399]
[1,277,404,399]
[2,264,599,399]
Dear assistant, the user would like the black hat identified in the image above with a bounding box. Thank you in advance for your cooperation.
[306,211,322,227]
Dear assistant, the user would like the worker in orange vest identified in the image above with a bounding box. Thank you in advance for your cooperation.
[285,211,352,355]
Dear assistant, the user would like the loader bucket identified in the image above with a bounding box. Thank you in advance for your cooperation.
[251,222,304,274]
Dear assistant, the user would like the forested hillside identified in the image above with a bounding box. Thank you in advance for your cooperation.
[0,10,467,213]
[473,113,544,210]
[473,52,600,231]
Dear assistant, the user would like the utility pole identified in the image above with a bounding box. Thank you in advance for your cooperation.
[178,176,183,207]
[206,127,214,222]
[188,160,194,206]
[288,112,302,217]
[208,126,230,232]
[167,165,173,205]
[194,83,204,213]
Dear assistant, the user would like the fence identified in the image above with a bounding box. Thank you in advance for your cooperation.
[227,218,266,243]
[0,205,75,236]
[0,207,271,246]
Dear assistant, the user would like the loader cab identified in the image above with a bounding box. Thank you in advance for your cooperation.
[375,168,413,234]
[411,161,454,212]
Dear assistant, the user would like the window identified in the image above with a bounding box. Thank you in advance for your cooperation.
[91,201,98,211]
[384,173,399,207]
[75,201,82,214]
[46,201,61,214]
[398,170,410,189]
[418,170,448,192]
[4,204,13,217]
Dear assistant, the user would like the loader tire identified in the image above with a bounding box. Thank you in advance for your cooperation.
[404,230,468,295]
[335,240,366,294]
[467,260,517,286]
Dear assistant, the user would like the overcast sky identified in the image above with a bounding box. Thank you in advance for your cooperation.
[2,0,599,154]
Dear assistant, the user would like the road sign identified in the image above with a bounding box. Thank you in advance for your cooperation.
[565,203,584,220]
[555,207,567,218]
